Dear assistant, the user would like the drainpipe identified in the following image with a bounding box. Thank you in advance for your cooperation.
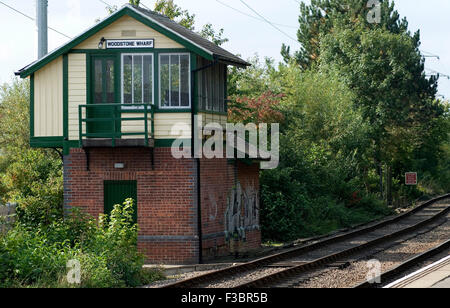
[36,0,48,59]
[191,57,219,264]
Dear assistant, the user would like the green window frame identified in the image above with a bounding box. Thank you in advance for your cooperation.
[121,53,154,108]
[159,53,191,109]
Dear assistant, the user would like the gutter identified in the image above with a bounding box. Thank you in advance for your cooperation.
[191,57,219,264]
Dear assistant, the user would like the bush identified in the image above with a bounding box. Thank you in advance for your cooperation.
[0,199,165,288]
[2,149,63,226]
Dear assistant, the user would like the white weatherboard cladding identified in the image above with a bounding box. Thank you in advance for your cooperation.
[34,56,63,137]
[74,15,183,50]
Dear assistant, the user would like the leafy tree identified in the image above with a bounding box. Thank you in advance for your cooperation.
[284,0,409,68]
[198,23,229,46]
[228,92,284,125]
[0,79,29,168]
[154,0,195,30]
[228,55,280,98]
[319,25,443,201]
[0,79,62,225]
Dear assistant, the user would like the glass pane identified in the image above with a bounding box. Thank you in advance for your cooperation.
[105,59,115,104]
[94,59,103,104]
[180,55,190,107]
[143,55,153,104]
[207,68,213,111]
[214,65,221,111]
[133,55,143,104]
[170,55,180,107]
[202,69,207,110]
[123,55,132,105]
[160,55,170,107]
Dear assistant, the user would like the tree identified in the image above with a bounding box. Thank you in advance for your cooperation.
[154,0,195,30]
[318,24,443,201]
[0,79,63,224]
[284,0,409,68]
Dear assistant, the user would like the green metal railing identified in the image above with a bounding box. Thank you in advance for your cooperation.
[79,104,155,147]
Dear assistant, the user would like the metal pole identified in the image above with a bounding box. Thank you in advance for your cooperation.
[36,0,48,59]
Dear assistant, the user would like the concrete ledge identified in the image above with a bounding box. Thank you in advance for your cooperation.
[144,263,241,276]
[385,255,450,288]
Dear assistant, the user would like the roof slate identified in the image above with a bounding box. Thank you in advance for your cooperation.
[131,5,249,67]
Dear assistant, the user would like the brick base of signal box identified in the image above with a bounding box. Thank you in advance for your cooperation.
[64,147,261,264]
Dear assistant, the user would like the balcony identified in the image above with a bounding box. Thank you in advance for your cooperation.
[78,104,155,148]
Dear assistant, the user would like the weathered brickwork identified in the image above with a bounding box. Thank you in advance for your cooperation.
[64,147,261,264]
[200,159,261,260]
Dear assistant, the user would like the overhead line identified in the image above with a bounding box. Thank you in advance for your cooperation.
[239,0,299,43]
[215,0,297,29]
[0,0,72,39]
[426,68,450,80]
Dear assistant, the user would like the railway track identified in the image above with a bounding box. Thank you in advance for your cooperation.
[163,194,450,288]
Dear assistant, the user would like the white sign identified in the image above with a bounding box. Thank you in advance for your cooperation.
[106,39,154,49]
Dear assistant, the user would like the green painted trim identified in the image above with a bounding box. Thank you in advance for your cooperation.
[63,54,69,154]
[119,108,190,114]
[86,53,91,105]
[19,7,213,78]
[197,110,228,116]
[70,48,188,54]
[224,66,228,113]
[29,74,35,138]
[154,50,160,111]
[155,138,191,148]
[30,137,64,148]
[191,54,198,115]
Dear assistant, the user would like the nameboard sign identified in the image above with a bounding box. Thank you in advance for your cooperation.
[106,39,154,49]
[405,172,418,185]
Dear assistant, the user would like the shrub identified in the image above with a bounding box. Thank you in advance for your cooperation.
[2,149,63,226]
[0,199,164,288]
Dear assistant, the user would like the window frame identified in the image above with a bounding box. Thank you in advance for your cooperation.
[121,53,155,110]
[158,53,191,110]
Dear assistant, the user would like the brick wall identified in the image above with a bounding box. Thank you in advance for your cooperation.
[64,147,261,264]
[200,159,261,261]
[64,147,198,264]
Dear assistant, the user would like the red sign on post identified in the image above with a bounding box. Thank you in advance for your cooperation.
[405,172,418,185]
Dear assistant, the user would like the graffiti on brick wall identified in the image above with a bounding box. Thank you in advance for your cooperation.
[224,181,260,241]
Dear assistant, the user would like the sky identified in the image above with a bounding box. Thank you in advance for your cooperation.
[0,0,449,99]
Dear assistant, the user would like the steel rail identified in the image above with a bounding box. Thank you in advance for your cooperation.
[236,198,450,288]
[163,194,449,288]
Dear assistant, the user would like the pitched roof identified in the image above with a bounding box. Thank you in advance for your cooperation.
[16,4,249,78]
[131,5,249,67]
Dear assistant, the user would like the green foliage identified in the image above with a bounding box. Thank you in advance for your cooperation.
[255,67,393,241]
[228,92,284,125]
[287,0,410,68]
[0,79,30,166]
[0,79,63,227]
[228,55,280,98]
[198,23,229,46]
[0,200,165,288]
[154,0,196,30]
[2,150,63,226]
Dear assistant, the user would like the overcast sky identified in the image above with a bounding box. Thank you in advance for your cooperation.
[0,0,449,98]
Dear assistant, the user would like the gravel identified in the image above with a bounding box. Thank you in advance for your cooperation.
[147,197,449,289]
[293,214,450,288]
[143,269,220,288]
[202,267,287,288]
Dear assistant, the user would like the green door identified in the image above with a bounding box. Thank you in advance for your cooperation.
[88,56,118,137]
[104,181,138,223]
